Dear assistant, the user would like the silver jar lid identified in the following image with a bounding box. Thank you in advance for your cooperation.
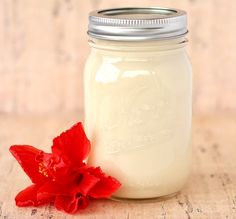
[88,7,187,41]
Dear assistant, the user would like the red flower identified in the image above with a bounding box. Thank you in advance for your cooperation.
[9,122,121,214]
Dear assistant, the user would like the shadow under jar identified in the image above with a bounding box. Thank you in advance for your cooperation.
[84,7,192,200]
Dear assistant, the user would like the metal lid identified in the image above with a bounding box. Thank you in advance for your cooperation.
[88,7,188,41]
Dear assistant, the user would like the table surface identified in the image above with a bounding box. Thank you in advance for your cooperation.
[0,112,236,219]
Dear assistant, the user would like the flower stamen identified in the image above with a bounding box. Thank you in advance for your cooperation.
[38,163,49,177]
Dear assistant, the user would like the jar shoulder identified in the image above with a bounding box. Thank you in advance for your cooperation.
[84,50,192,84]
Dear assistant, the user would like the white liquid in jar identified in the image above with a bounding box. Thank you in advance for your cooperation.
[84,39,192,199]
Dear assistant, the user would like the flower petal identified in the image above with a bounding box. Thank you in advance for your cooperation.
[54,195,88,214]
[37,181,67,201]
[52,122,90,166]
[10,145,48,184]
[37,168,99,200]
[88,167,121,198]
[72,171,100,196]
[15,184,52,207]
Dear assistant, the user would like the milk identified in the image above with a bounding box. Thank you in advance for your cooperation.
[84,38,192,199]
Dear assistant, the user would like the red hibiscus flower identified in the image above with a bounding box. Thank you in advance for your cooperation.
[9,122,121,214]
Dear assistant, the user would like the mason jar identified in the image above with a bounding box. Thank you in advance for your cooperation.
[84,7,192,200]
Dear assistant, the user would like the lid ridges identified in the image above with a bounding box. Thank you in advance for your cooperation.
[88,7,187,41]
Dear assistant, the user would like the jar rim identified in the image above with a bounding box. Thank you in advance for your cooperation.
[88,37,188,53]
[88,7,188,41]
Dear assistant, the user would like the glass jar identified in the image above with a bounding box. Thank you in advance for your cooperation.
[84,7,192,200]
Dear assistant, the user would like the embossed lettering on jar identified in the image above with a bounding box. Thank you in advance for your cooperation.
[84,7,192,199]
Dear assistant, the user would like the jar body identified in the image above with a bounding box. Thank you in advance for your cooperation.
[84,38,192,199]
